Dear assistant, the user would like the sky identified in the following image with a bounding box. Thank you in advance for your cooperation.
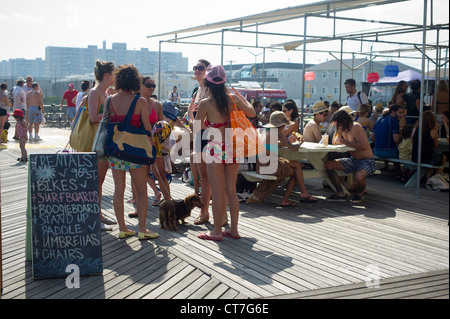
[1,0,448,70]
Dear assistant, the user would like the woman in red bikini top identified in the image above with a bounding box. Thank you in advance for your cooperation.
[107,64,158,240]
[188,59,210,130]
[140,76,163,126]
[195,65,256,242]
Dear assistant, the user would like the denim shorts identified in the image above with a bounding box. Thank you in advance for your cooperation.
[28,106,42,124]
[67,106,76,119]
[339,156,377,176]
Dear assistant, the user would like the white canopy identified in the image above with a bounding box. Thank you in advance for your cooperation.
[373,69,434,86]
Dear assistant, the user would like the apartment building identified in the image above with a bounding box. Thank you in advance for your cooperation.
[45,42,188,78]
[305,58,418,106]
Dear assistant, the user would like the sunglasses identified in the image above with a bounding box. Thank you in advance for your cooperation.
[144,83,156,89]
[193,65,206,71]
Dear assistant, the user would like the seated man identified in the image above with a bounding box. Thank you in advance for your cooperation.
[369,104,404,173]
[325,110,376,203]
[303,101,329,143]
[247,111,318,206]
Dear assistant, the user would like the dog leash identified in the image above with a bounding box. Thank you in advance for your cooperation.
[153,161,174,201]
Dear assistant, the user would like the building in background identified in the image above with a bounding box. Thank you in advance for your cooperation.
[225,62,312,105]
[0,58,46,78]
[45,42,188,78]
[304,58,420,106]
[0,41,188,79]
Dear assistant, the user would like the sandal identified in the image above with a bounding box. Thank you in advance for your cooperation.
[138,232,159,240]
[223,231,241,240]
[194,215,210,225]
[118,230,136,239]
[299,196,318,204]
[280,201,298,207]
[152,197,164,206]
[198,232,222,241]
[101,216,117,225]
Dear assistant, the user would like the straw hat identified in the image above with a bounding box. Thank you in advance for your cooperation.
[263,111,294,128]
[312,101,329,115]
[339,105,356,115]
[375,103,384,112]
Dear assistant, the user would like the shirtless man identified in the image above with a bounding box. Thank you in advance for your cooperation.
[303,101,329,143]
[26,83,45,141]
[325,109,375,203]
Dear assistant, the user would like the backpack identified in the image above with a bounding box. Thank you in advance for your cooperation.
[348,91,372,109]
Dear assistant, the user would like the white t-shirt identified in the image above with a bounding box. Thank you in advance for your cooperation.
[346,91,369,112]
[13,86,26,110]
[75,92,86,113]
[168,91,180,103]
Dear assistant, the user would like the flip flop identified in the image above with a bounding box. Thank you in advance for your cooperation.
[280,202,298,207]
[198,233,222,241]
[223,231,241,240]
[152,198,164,206]
[299,196,319,204]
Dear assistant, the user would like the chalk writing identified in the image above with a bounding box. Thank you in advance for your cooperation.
[30,153,103,279]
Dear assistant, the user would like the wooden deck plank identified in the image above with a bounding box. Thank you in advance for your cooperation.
[172,274,212,299]
[266,269,449,299]
[1,144,449,300]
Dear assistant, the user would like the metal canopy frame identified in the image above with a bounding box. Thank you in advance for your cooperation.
[148,0,449,198]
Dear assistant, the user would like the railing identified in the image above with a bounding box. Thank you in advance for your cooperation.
[42,105,70,128]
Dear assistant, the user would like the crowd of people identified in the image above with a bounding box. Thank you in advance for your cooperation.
[1,61,448,243]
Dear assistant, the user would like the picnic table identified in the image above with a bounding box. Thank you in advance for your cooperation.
[242,142,356,196]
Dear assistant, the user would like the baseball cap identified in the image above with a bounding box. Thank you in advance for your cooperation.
[205,65,226,85]
[68,83,74,88]
[162,100,179,121]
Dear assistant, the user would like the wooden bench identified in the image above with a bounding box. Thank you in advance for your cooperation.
[373,156,449,187]
[242,169,353,196]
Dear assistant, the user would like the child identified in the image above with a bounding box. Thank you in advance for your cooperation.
[371,103,384,126]
[398,124,415,183]
[357,103,374,138]
[13,109,28,162]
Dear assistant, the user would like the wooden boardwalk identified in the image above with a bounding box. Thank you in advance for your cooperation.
[1,134,449,299]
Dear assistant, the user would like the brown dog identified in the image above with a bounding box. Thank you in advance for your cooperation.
[159,194,204,230]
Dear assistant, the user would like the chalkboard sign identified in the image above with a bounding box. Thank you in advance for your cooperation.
[29,153,103,279]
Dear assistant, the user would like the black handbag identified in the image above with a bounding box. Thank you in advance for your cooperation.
[104,95,156,165]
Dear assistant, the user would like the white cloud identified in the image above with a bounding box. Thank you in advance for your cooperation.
[0,14,10,22]
[11,12,45,23]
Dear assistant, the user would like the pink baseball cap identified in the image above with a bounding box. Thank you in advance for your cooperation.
[205,65,226,84]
